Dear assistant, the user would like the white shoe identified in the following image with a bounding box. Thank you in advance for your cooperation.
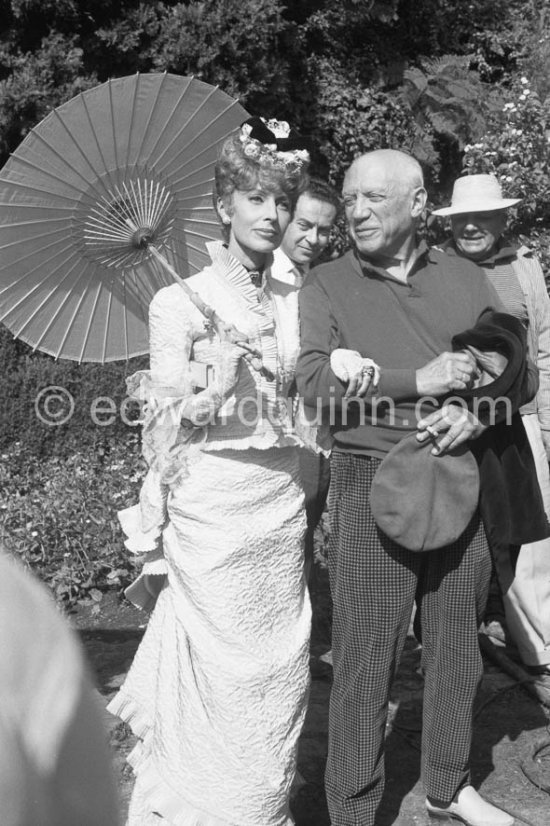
[426,786,514,826]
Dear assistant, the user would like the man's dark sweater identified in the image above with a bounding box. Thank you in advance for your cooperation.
[296,243,502,458]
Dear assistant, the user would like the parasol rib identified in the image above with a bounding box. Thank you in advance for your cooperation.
[148,181,171,228]
[157,98,242,175]
[164,159,216,188]
[153,83,220,169]
[25,129,99,191]
[181,240,218,258]
[180,218,222,228]
[125,73,140,172]
[24,259,82,348]
[101,286,114,363]
[78,279,104,363]
[0,226,71,258]
[52,108,114,199]
[91,199,136,237]
[143,74,195,165]
[80,93,118,191]
[0,201,74,212]
[0,178,81,206]
[130,72,170,167]
[134,179,147,227]
[183,205,218,213]
[108,80,120,176]
[1,155,86,197]
[0,237,78,296]
[122,275,130,361]
[179,230,219,245]
[128,266,150,332]
[121,182,146,234]
[0,217,72,230]
[172,193,213,205]
[8,252,84,337]
[52,271,101,360]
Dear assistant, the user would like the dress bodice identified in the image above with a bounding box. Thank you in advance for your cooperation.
[147,241,302,453]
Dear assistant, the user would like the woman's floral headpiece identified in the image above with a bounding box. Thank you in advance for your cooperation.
[239,117,311,172]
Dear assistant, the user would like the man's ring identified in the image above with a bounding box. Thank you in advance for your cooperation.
[426,425,439,439]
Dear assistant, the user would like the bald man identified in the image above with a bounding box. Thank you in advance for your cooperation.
[296,150,518,826]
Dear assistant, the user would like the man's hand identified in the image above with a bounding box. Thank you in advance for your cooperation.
[464,345,508,381]
[416,351,478,396]
[330,348,380,398]
[416,404,487,455]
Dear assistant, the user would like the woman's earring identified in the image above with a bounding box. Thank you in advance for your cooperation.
[222,216,231,225]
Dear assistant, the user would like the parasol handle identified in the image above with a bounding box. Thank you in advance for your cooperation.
[148,244,217,323]
[147,244,274,381]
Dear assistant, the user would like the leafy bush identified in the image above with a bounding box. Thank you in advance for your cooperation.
[0,31,96,156]
[1,0,549,607]
[0,434,145,608]
[0,326,147,457]
[152,0,293,114]
[460,77,550,271]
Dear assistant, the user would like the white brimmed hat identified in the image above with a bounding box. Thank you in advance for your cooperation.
[432,174,521,216]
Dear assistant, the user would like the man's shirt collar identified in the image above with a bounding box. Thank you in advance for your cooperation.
[350,240,431,280]
[271,246,308,286]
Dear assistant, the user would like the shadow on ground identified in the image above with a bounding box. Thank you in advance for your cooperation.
[73,566,550,826]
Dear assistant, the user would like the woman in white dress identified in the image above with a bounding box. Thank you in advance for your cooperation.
[107,119,312,826]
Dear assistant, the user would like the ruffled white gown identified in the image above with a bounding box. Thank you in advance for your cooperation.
[107,243,311,826]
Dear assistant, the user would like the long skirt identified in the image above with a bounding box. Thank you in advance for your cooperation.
[108,446,311,826]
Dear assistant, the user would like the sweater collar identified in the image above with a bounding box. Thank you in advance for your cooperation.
[350,240,431,280]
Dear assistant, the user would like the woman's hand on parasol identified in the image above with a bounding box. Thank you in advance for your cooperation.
[215,337,258,401]
[215,318,274,381]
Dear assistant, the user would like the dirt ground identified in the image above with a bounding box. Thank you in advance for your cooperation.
[73,569,550,826]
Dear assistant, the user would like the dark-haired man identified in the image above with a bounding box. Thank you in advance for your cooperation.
[272,178,340,578]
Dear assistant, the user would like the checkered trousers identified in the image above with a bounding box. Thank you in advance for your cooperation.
[326,451,492,826]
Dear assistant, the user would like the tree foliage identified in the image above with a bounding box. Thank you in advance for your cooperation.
[461,77,550,267]
[0,0,549,460]
[1,0,549,601]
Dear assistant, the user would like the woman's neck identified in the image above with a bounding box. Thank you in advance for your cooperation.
[226,237,267,271]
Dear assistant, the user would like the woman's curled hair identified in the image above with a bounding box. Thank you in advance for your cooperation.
[214,133,309,209]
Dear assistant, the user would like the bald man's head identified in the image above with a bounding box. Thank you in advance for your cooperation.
[345,150,424,192]
[343,150,427,259]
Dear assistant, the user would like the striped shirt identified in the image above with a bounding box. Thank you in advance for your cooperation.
[441,241,550,441]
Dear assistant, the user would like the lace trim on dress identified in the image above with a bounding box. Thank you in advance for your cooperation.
[107,691,296,826]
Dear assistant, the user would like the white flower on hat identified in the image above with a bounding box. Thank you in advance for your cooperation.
[238,117,310,172]
[243,142,261,158]
[265,119,291,139]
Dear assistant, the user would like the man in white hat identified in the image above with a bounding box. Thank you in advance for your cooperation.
[433,173,550,689]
